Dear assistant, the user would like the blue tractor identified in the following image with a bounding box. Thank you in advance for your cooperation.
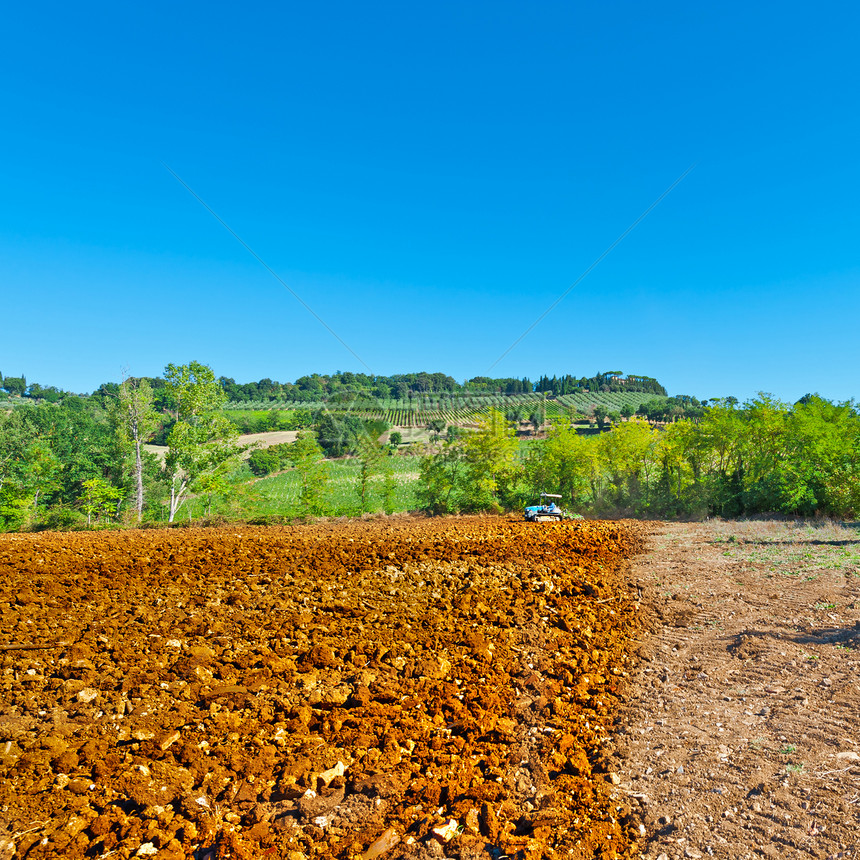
[524,493,563,522]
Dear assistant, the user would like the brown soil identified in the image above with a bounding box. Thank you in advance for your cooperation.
[621,520,860,860]
[4,518,857,860]
[0,516,646,860]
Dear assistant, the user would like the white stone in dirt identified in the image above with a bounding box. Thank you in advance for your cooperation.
[166,639,183,648]
[836,751,860,761]
[319,761,346,785]
[136,844,158,856]
[431,820,459,842]
[77,688,99,703]
[0,835,14,860]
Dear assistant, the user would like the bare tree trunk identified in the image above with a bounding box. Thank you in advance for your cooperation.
[134,436,144,521]
[168,471,190,523]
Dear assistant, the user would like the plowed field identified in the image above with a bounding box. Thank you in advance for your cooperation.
[0,516,646,860]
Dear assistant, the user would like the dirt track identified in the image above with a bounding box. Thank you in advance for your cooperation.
[0,517,646,860]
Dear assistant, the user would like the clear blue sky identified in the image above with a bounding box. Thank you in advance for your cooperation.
[2,1,858,403]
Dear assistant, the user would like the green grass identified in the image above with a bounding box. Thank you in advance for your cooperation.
[174,455,421,521]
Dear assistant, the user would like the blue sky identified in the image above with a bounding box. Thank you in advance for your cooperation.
[2,1,858,403]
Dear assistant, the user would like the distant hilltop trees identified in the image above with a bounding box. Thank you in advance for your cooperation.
[2,368,668,405]
[216,369,667,403]
[534,371,666,397]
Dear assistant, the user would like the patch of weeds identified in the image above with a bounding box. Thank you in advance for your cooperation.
[802,653,819,662]
[814,602,836,610]
[779,745,797,755]
[785,762,804,774]
[836,643,854,651]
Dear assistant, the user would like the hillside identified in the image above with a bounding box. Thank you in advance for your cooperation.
[222,390,669,428]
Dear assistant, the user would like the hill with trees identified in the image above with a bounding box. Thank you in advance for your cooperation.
[6,362,855,533]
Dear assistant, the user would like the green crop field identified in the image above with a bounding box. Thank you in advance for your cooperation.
[173,455,422,521]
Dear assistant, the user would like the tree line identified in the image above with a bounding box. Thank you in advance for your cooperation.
[4,360,855,529]
[0,361,402,531]
[416,396,860,519]
[1,368,669,405]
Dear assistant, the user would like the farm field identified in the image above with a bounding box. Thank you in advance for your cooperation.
[222,392,666,428]
[169,456,422,522]
[0,517,646,860]
[250,457,421,519]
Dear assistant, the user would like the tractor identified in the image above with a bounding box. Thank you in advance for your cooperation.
[524,493,563,522]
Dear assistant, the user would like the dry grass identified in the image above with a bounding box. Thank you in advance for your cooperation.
[700,518,860,578]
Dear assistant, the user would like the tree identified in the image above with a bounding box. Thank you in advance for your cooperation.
[381,460,398,515]
[356,436,385,512]
[112,377,158,522]
[594,419,658,511]
[2,376,26,396]
[288,432,329,515]
[418,440,468,514]
[248,447,281,477]
[461,409,520,511]
[526,425,594,510]
[427,418,446,442]
[81,477,123,527]
[163,361,239,523]
[593,405,608,431]
[316,412,364,458]
[388,431,403,447]
[620,403,635,419]
[505,405,524,425]
[195,467,233,518]
[529,404,546,435]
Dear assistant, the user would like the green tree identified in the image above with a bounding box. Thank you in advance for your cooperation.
[356,435,385,512]
[388,431,402,447]
[288,431,329,515]
[2,376,26,396]
[526,425,595,510]
[81,477,123,527]
[381,460,398,514]
[427,418,447,442]
[461,409,520,511]
[195,466,233,518]
[505,405,524,425]
[248,447,281,476]
[529,404,546,435]
[418,440,468,514]
[594,419,658,512]
[163,361,239,522]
